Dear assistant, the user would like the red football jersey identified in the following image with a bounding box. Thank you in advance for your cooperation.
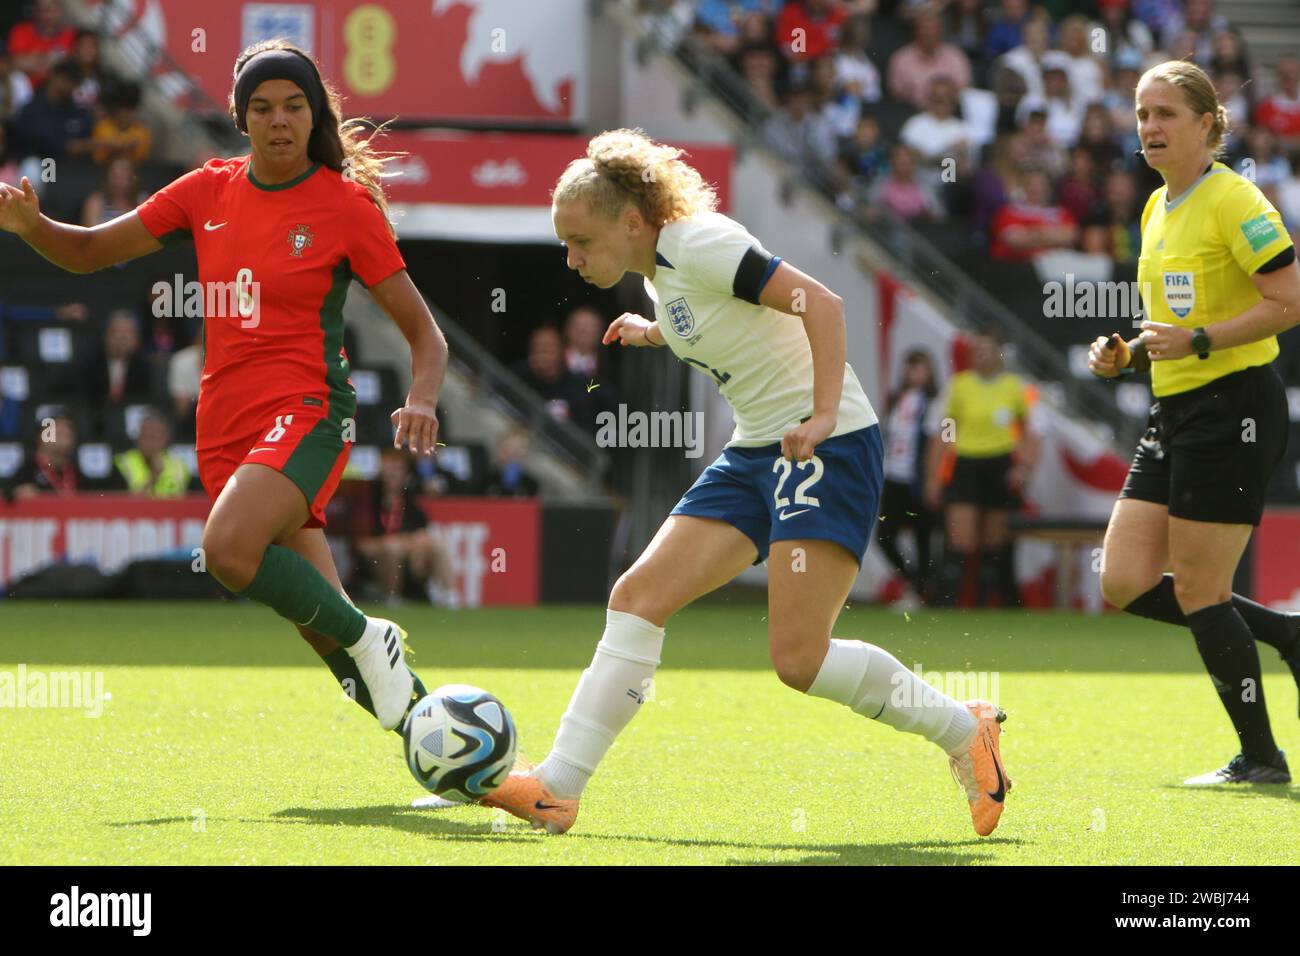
[136,156,405,451]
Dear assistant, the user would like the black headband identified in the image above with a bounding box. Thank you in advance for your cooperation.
[233,48,324,133]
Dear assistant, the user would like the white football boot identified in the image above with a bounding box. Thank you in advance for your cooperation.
[347,616,415,730]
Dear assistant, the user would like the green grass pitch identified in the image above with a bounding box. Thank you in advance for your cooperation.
[2,599,1298,865]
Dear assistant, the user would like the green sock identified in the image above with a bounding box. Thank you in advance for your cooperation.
[321,649,429,735]
[237,545,367,646]
[322,647,376,717]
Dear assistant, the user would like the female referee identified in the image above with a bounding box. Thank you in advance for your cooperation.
[479,129,1012,836]
[1090,60,1300,785]
[0,40,446,733]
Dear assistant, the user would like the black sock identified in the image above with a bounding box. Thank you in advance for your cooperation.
[1126,575,1300,655]
[935,551,965,606]
[1185,601,1279,763]
[976,549,997,607]
[996,544,1021,607]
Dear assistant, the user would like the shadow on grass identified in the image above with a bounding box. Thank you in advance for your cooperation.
[1156,783,1300,802]
[107,804,1022,865]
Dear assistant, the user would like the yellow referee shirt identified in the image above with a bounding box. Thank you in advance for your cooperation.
[1138,161,1292,397]
[939,371,1028,457]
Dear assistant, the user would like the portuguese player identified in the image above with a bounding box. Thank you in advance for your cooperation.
[475,130,1012,837]
[1090,61,1300,784]
[0,41,446,732]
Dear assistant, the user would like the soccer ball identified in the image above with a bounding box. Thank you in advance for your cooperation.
[403,684,517,803]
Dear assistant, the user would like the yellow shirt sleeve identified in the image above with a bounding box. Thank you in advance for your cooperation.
[1216,177,1292,275]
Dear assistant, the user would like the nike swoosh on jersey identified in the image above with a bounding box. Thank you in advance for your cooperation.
[778,509,811,520]
[204,220,228,231]
[248,447,277,454]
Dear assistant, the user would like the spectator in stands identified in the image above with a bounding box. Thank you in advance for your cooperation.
[868,142,945,222]
[775,0,849,63]
[69,29,105,112]
[563,305,604,380]
[899,75,973,170]
[81,155,143,226]
[983,0,1032,62]
[484,425,541,498]
[763,79,839,167]
[941,0,985,69]
[694,0,785,57]
[736,41,785,111]
[9,60,93,160]
[1239,125,1291,193]
[7,408,102,499]
[1159,0,1229,66]
[353,446,456,607]
[167,338,200,440]
[886,8,971,110]
[988,60,1029,135]
[969,131,1027,243]
[1255,57,1300,153]
[1017,52,1085,148]
[1017,104,1066,177]
[1057,14,1104,106]
[1099,167,1141,265]
[988,166,1078,261]
[997,13,1049,103]
[833,14,881,105]
[808,53,859,141]
[1206,28,1254,92]
[877,348,939,608]
[1103,47,1145,159]
[511,324,594,431]
[1094,0,1154,63]
[90,81,151,166]
[1273,160,1300,241]
[0,37,35,121]
[1077,102,1122,174]
[1059,146,1099,224]
[6,0,75,88]
[82,309,152,408]
[110,408,193,497]
[840,112,887,186]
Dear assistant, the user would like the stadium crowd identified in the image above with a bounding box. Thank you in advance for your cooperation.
[665,0,1300,268]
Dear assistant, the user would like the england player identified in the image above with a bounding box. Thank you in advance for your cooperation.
[481,129,1013,836]
[0,40,444,732]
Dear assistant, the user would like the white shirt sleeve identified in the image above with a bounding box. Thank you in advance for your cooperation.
[659,214,774,298]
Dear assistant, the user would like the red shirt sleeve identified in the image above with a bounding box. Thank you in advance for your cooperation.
[346,189,405,288]
[136,165,210,245]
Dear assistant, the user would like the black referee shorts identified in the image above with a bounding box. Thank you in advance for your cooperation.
[1119,363,1289,525]
[945,453,1021,510]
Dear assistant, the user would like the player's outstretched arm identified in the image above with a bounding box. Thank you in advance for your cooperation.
[759,261,844,461]
[369,269,448,456]
[0,176,162,273]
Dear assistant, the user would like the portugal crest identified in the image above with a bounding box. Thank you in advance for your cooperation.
[665,296,695,337]
[287,223,314,258]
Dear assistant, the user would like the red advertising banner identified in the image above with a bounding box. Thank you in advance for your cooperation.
[0,494,211,589]
[0,494,538,606]
[384,131,733,210]
[418,496,539,607]
[88,0,587,125]
[1252,508,1300,610]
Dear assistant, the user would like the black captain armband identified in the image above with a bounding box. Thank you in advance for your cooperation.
[733,246,779,305]
[1256,246,1296,274]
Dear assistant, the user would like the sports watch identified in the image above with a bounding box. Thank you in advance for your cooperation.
[1190,327,1211,360]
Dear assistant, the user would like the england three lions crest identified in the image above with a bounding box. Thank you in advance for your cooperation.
[666,297,694,337]
[287,223,314,258]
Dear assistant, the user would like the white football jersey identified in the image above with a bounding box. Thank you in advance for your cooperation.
[644,212,877,446]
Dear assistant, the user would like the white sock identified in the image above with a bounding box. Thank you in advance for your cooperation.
[807,639,975,755]
[536,609,665,799]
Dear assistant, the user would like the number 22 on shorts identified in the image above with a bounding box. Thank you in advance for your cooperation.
[773,455,823,515]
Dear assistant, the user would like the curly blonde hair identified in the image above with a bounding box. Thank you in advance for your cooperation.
[1139,60,1232,160]
[552,128,718,226]
[229,39,400,232]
